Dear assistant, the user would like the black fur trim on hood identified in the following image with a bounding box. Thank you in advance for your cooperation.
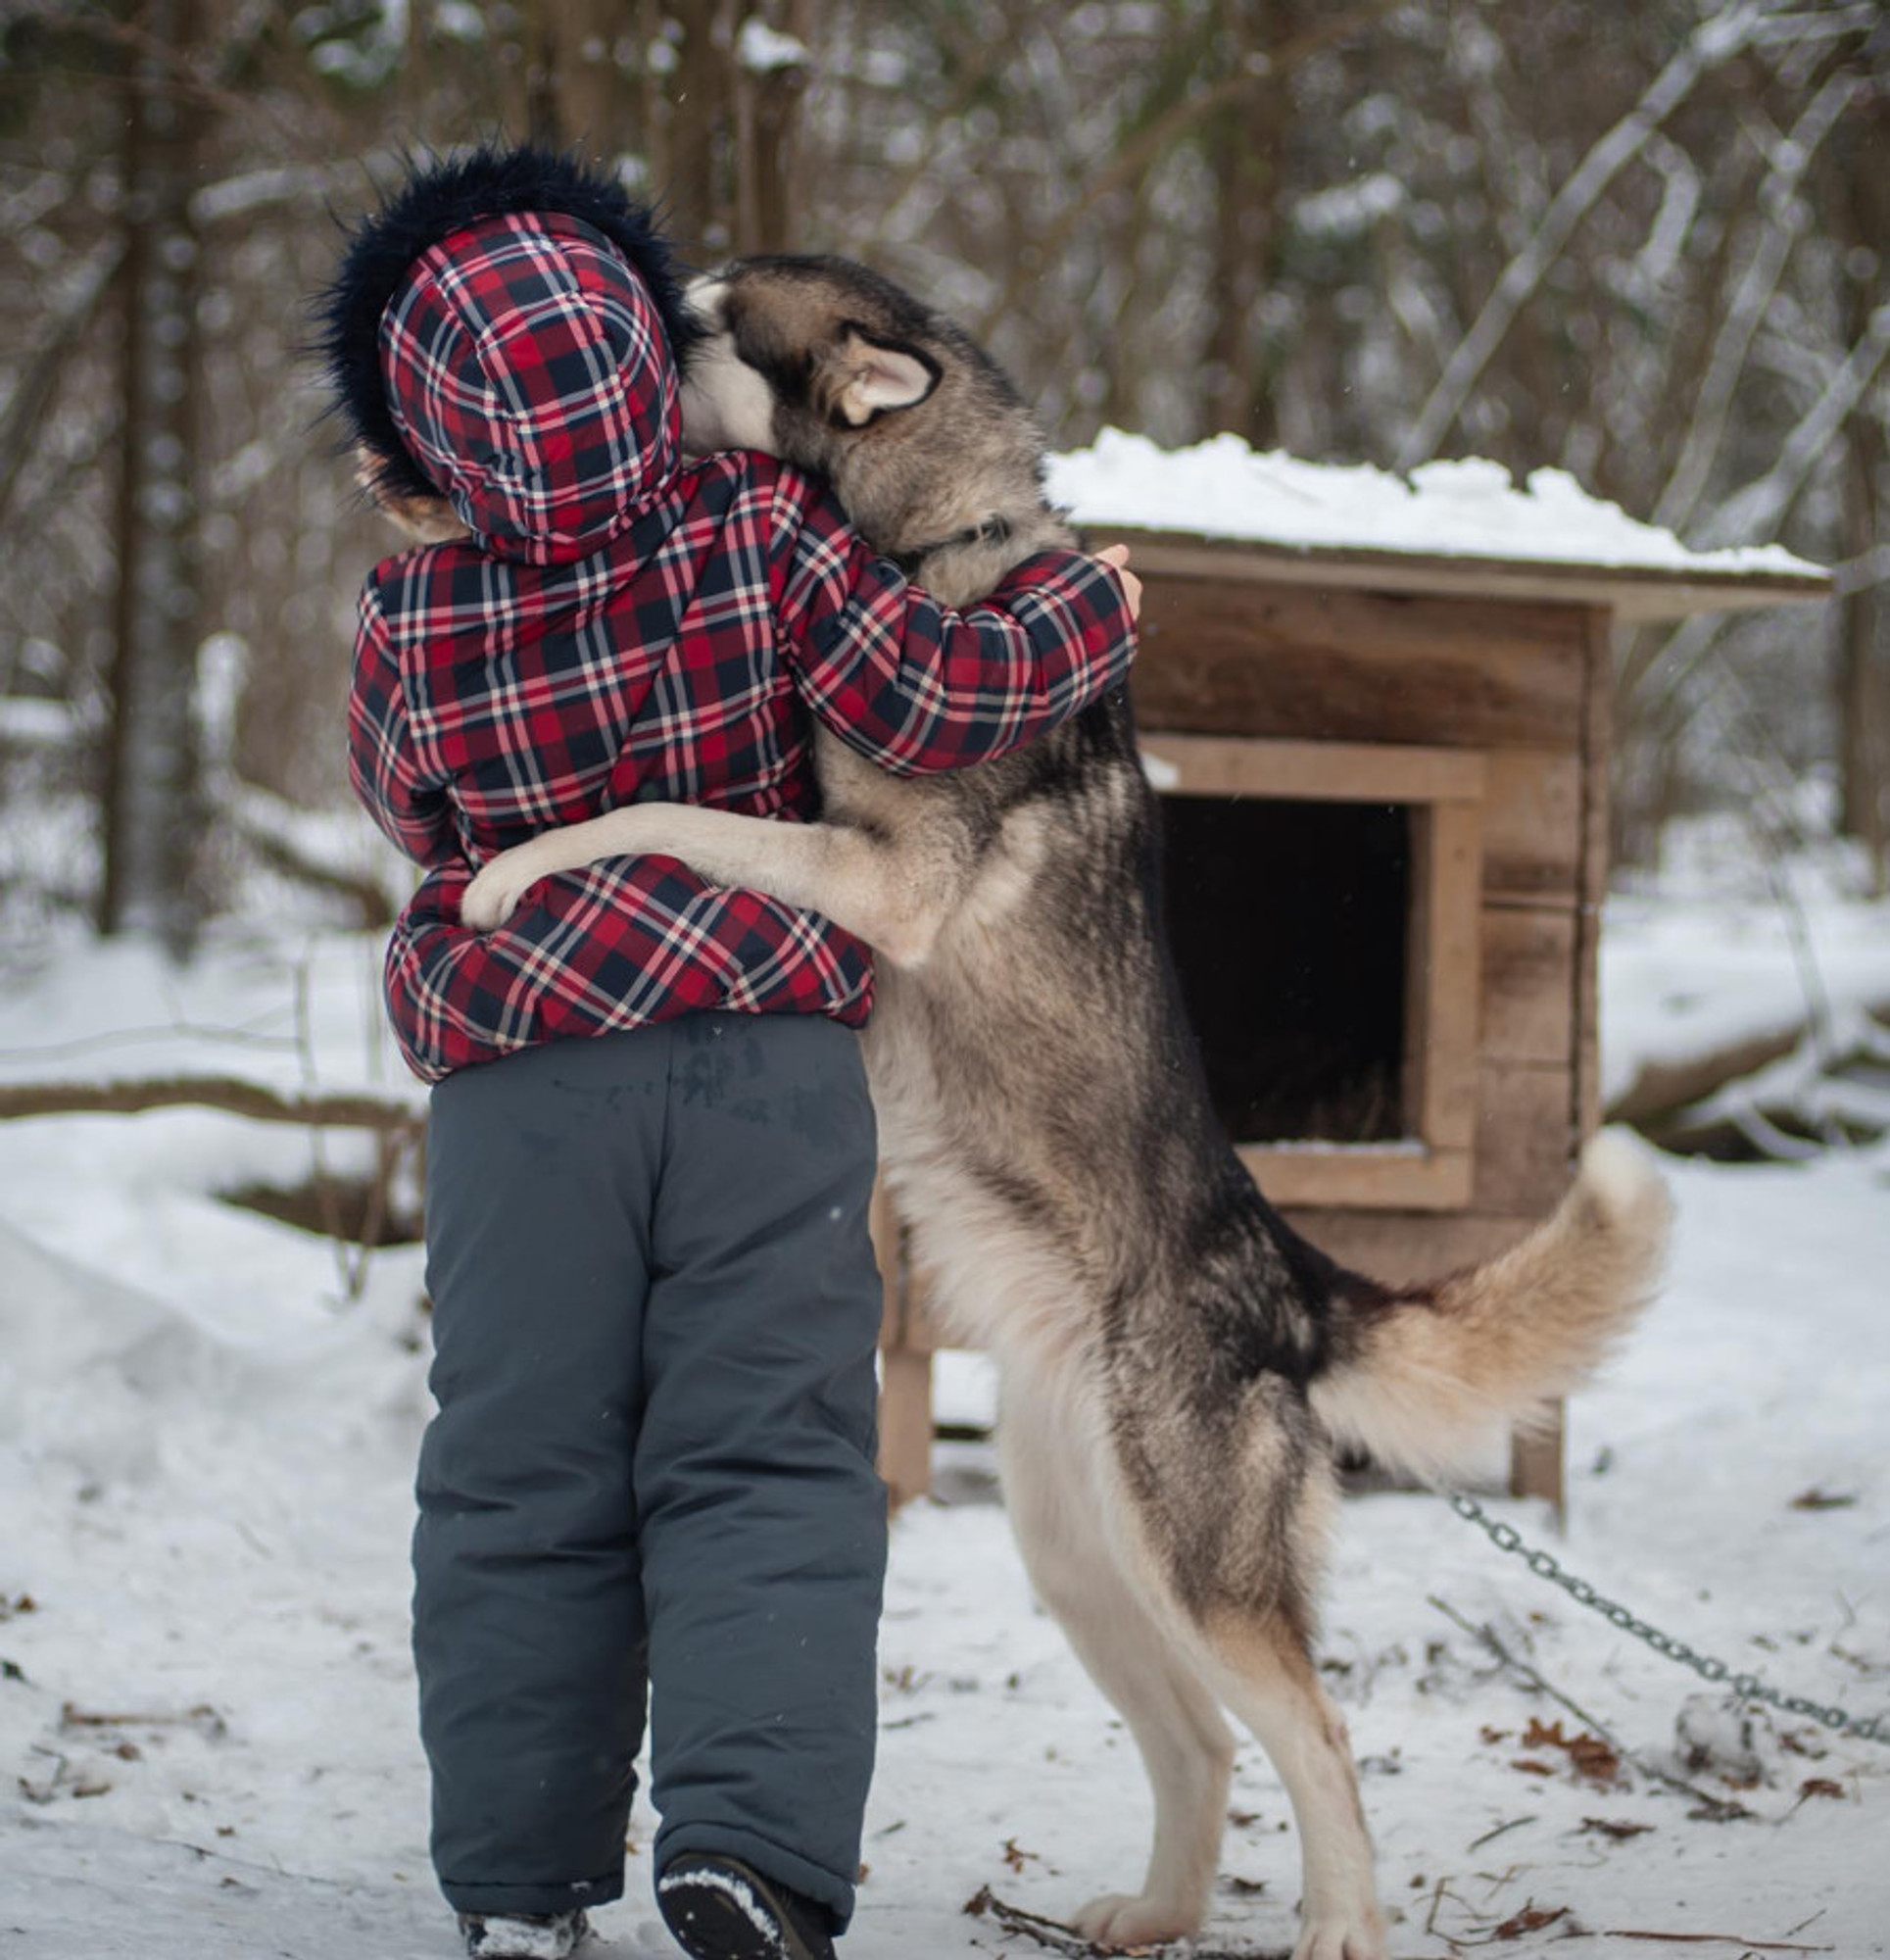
[316,143,703,505]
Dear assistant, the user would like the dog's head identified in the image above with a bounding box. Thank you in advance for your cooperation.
[678,256,1069,594]
[677,259,946,456]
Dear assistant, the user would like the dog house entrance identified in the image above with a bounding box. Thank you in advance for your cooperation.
[1142,735,1486,1209]
[1162,797,1408,1145]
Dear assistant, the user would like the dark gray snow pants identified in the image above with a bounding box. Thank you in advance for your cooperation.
[413,1013,887,1929]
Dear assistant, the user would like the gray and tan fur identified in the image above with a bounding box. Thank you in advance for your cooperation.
[399,256,1672,1960]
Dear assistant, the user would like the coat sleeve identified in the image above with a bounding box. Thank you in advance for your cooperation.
[346,579,457,869]
[765,470,1136,777]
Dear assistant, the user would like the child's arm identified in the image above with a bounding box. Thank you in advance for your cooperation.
[346,582,457,868]
[767,475,1139,776]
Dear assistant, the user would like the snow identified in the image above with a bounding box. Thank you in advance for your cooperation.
[656,1863,777,1942]
[1047,430,1824,580]
[1604,890,1890,1108]
[736,19,811,74]
[3,888,1886,1958]
[1602,814,1890,1113]
[0,927,412,1101]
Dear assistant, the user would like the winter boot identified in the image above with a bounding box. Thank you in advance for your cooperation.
[458,1908,591,1958]
[656,1854,839,1960]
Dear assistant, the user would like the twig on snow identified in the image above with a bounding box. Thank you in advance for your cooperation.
[961,1885,1287,1957]
[1465,1815,1536,1852]
[963,1888,1096,1957]
[1601,1934,1833,1951]
[1427,1596,1752,1822]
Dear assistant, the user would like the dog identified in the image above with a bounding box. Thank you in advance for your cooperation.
[394,254,1672,1960]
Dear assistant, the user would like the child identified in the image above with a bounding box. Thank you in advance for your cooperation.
[318,145,1138,1960]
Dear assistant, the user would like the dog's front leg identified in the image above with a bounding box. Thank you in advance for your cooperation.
[461,803,938,963]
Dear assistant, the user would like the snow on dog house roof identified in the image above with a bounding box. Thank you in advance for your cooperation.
[1047,431,1829,621]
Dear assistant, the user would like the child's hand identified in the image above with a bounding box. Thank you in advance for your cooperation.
[1094,543,1142,621]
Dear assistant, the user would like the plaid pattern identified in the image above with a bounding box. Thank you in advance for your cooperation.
[379,212,681,562]
[351,453,1136,1082]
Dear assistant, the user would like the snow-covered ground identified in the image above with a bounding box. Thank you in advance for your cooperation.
[1,873,1886,1959]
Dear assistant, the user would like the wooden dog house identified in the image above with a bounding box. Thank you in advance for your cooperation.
[874,442,1827,1509]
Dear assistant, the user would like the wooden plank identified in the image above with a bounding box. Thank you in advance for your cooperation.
[1420,800,1482,1151]
[1472,1059,1578,1215]
[1105,531,1828,621]
[1239,1143,1472,1210]
[1139,732,1486,805]
[1278,1206,1538,1285]
[1133,578,1588,752]
[1572,608,1613,1141]
[1480,906,1577,1065]
[1479,750,1583,903]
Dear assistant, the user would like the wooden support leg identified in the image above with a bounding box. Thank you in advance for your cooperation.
[869,1176,938,1509]
[1509,1399,1567,1516]
[879,1346,935,1510]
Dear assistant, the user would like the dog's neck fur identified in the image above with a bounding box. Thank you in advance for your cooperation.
[884,497,1078,611]
[890,512,1015,573]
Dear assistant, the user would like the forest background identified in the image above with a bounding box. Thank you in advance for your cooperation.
[0,0,1886,958]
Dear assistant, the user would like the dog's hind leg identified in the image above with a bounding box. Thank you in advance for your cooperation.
[996,1379,1236,1949]
[1196,1614,1387,1960]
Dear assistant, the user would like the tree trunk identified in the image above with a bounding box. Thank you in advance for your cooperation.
[741,0,815,253]
[1202,0,1289,442]
[101,0,207,953]
[1838,441,1888,893]
[1834,91,1889,892]
[666,0,737,256]
[499,0,643,158]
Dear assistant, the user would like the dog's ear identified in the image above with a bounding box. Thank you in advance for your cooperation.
[829,328,940,425]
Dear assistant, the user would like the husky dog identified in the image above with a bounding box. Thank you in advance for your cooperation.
[420,257,1671,1960]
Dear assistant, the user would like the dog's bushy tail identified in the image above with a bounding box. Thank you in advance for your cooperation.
[1308,1130,1672,1485]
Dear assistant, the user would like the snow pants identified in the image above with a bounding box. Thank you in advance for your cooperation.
[413,1013,888,1929]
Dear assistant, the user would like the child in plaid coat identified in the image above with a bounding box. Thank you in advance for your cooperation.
[320,145,1138,1960]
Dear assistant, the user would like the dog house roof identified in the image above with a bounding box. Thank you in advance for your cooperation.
[1049,432,1828,622]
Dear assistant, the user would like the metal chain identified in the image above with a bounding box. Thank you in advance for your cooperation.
[1445,1492,1889,1744]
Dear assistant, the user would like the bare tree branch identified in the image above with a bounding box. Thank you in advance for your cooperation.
[1699,300,1890,545]
[1396,0,1772,470]
[1655,71,1859,533]
[0,239,122,530]
[970,0,1405,344]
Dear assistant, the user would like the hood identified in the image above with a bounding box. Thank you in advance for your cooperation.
[381,210,680,559]
[318,145,703,564]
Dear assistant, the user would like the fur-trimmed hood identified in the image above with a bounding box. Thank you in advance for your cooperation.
[317,146,703,562]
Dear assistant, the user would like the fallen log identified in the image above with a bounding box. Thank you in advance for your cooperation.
[1608,997,1890,1157]
[1606,1026,1805,1130]
[0,1075,422,1137]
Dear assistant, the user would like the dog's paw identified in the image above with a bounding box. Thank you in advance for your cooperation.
[1290,1908,1389,1960]
[1072,1892,1199,1951]
[461,854,541,932]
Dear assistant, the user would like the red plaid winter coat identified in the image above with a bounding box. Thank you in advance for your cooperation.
[341,204,1136,1083]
